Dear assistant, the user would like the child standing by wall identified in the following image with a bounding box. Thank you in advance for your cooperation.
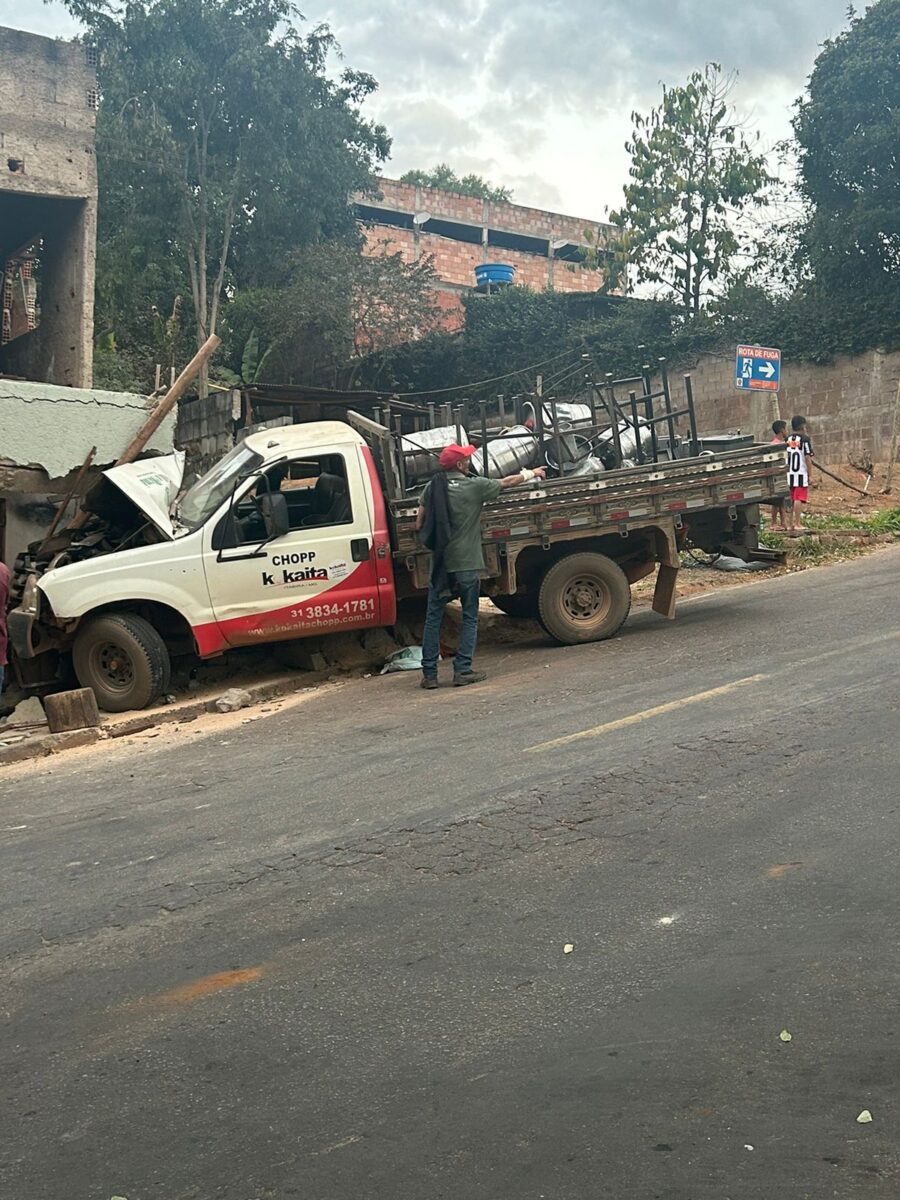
[769,419,789,531]
[786,415,814,533]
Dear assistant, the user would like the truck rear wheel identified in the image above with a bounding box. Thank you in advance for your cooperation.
[537,552,631,645]
[72,613,171,712]
[490,592,537,619]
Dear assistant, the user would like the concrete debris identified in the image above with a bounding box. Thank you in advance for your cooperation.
[857,1110,873,1124]
[563,943,574,954]
[1,696,48,728]
[214,688,253,714]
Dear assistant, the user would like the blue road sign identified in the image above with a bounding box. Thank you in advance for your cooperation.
[735,344,781,392]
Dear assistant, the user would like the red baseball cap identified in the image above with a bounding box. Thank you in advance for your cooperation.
[439,443,477,469]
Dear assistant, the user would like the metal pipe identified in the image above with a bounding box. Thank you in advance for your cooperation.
[454,404,464,446]
[643,393,659,463]
[533,391,545,460]
[628,391,645,464]
[480,400,490,476]
[394,414,407,493]
[659,358,677,453]
[549,397,564,476]
[605,373,623,467]
[684,374,700,456]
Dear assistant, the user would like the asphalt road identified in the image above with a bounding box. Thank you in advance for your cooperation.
[2,547,899,1200]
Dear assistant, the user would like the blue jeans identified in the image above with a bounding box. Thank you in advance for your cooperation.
[0,665,4,693]
[422,570,481,678]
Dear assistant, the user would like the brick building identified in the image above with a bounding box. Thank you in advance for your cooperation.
[354,178,614,329]
[0,26,98,387]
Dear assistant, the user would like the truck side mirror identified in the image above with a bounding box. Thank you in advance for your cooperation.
[258,491,290,541]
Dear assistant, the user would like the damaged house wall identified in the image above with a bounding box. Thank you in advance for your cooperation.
[0,26,98,387]
[0,379,175,566]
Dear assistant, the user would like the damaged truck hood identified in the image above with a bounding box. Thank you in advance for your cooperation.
[103,452,187,540]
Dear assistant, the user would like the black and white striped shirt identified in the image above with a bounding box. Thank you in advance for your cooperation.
[786,433,812,488]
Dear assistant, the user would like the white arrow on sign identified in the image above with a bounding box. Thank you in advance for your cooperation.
[758,361,776,379]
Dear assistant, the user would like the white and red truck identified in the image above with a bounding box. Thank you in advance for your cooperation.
[8,410,787,711]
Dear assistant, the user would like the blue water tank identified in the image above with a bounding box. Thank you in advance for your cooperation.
[475,262,516,288]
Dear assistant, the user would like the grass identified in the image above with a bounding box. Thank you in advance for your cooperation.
[761,533,872,563]
[800,506,900,534]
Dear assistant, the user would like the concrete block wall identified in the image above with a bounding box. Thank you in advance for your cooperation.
[680,349,900,463]
[175,392,236,478]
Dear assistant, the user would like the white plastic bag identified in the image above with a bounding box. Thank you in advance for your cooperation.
[380,646,426,674]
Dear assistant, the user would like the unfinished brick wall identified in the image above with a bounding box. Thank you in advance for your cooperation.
[357,177,610,327]
[366,226,601,293]
[368,179,607,245]
[680,349,900,463]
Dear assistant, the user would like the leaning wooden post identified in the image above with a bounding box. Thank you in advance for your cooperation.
[116,333,221,466]
[67,334,220,531]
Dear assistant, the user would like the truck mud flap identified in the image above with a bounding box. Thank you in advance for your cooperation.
[652,563,679,619]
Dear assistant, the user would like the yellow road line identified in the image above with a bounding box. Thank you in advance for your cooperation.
[526,674,770,754]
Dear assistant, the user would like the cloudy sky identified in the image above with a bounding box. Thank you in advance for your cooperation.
[8,0,852,218]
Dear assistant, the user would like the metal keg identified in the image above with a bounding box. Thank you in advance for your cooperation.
[595,418,654,468]
[471,425,539,478]
[400,426,468,483]
[522,400,593,429]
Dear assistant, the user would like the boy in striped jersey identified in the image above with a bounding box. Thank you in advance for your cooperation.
[786,415,813,533]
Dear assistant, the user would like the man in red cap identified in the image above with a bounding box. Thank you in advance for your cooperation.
[415,443,545,688]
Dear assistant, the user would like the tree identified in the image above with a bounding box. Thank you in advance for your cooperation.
[65,0,390,393]
[399,163,513,202]
[225,240,442,387]
[794,0,900,298]
[608,64,771,313]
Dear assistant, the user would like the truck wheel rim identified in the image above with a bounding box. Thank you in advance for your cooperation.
[94,641,135,691]
[562,575,610,622]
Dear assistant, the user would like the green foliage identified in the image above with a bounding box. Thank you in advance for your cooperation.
[792,0,900,347]
[609,64,771,312]
[66,0,389,391]
[399,163,513,202]
[353,287,714,400]
[224,240,442,387]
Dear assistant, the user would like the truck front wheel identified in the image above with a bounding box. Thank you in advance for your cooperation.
[72,613,171,712]
[537,552,631,644]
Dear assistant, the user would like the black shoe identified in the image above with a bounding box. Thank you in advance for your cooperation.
[420,676,439,690]
[453,670,486,687]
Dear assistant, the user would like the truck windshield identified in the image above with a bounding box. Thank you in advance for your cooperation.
[178,443,264,531]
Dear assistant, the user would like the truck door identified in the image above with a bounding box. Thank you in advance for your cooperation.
[200,448,385,647]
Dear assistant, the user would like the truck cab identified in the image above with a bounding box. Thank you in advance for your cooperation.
[14,423,396,711]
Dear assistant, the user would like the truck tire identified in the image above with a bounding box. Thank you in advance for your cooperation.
[491,592,537,619]
[537,552,631,645]
[72,612,171,712]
